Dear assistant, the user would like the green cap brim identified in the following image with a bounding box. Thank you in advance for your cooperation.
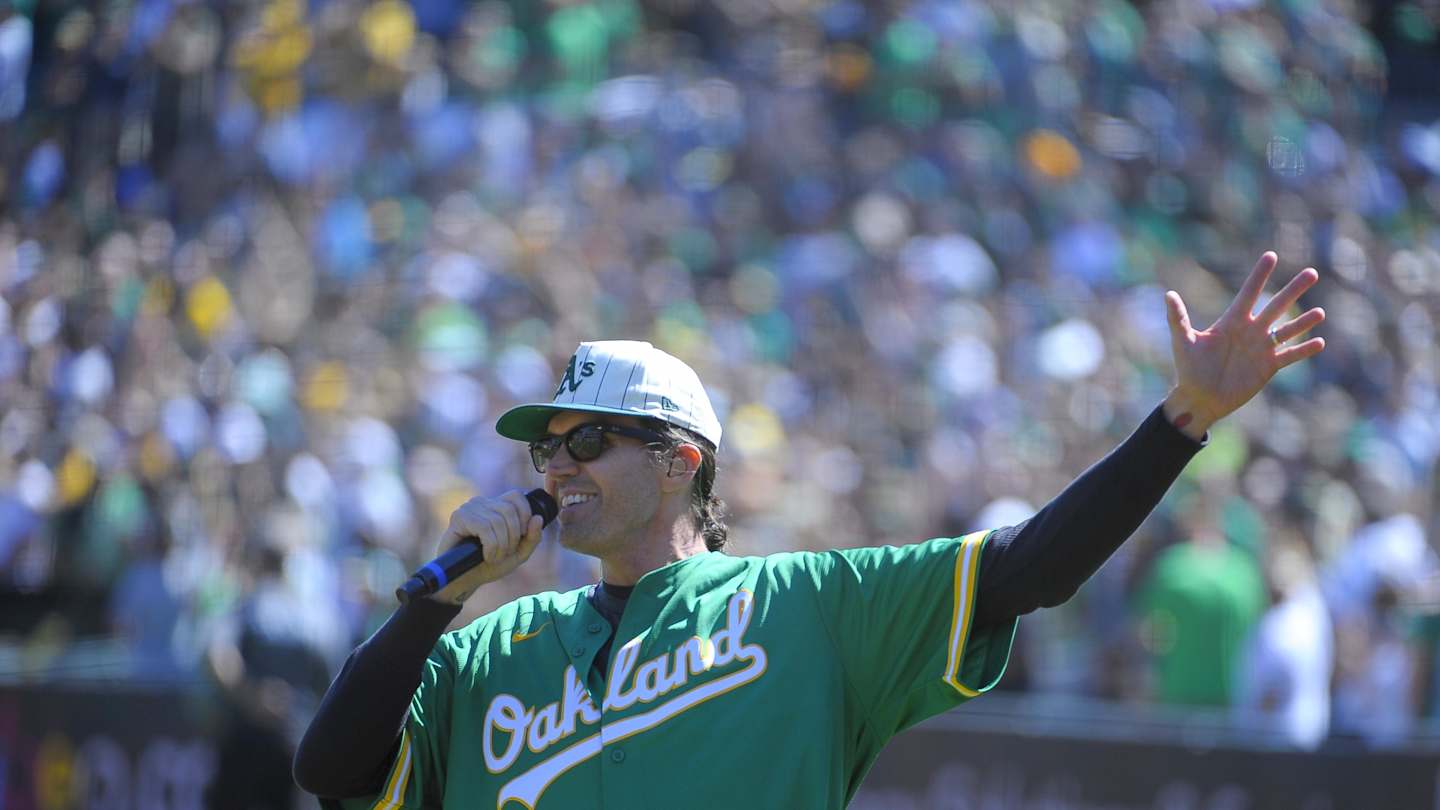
[495,403,644,443]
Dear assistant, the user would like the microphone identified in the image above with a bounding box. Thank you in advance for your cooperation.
[395,489,559,605]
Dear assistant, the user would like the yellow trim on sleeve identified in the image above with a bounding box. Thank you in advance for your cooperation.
[372,727,414,810]
[942,531,988,697]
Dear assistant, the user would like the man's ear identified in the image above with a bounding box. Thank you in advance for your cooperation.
[661,444,702,491]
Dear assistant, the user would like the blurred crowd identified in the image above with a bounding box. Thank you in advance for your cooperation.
[1,0,1439,757]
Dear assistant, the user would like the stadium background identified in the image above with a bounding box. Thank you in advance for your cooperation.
[1,0,1439,807]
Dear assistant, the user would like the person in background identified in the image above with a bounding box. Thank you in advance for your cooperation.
[1135,491,1267,707]
[205,540,332,810]
[108,486,185,682]
[1232,534,1333,749]
[1329,569,1427,748]
[1324,493,1436,748]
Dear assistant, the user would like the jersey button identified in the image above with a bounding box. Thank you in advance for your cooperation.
[609,748,625,764]
[571,645,586,657]
[587,622,603,634]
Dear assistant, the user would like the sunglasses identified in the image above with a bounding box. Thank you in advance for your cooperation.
[528,423,669,473]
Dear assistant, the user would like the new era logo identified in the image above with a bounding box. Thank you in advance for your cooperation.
[660,396,679,412]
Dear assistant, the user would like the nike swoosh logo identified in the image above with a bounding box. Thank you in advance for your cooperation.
[512,623,552,644]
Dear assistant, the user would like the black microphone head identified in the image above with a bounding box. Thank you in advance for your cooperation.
[525,489,559,527]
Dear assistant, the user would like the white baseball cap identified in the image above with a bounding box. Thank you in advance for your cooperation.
[496,340,723,449]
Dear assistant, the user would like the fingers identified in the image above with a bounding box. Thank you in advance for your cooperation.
[1270,306,1326,345]
[1223,251,1278,321]
[1276,336,1326,368]
[516,515,545,559]
[1257,268,1320,325]
[510,493,547,563]
[496,490,530,547]
[479,509,515,559]
[444,491,532,562]
[488,492,531,559]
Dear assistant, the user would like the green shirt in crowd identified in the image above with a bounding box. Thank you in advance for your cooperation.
[1138,540,1266,706]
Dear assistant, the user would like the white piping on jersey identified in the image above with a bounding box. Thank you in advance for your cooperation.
[942,532,987,697]
[490,590,767,809]
[369,726,412,810]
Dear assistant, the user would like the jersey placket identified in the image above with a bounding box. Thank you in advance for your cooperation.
[594,577,673,807]
[555,597,612,708]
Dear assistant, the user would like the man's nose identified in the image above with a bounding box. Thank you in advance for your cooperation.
[545,444,580,479]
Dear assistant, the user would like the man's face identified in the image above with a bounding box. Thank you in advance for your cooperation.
[542,411,666,557]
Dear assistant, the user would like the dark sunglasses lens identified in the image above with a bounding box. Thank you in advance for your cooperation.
[567,427,607,461]
[530,438,560,471]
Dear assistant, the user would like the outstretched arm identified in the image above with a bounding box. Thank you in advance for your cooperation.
[973,251,1326,627]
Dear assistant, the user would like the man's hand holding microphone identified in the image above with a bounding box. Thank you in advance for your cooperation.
[396,489,559,606]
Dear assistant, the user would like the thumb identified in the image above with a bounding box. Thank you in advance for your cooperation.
[1166,291,1193,343]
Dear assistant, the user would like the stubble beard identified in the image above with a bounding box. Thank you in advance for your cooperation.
[557,495,654,560]
[557,505,619,558]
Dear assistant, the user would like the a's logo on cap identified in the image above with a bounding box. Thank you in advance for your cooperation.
[659,396,679,412]
[555,355,596,398]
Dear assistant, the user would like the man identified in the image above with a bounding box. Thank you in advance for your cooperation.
[294,252,1325,809]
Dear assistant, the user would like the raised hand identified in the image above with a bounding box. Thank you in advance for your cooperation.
[1162,251,1326,439]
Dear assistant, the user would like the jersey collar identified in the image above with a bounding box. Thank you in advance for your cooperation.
[551,551,723,678]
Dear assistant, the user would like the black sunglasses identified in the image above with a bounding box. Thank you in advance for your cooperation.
[528,423,669,473]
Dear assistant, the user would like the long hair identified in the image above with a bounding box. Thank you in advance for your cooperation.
[646,421,729,552]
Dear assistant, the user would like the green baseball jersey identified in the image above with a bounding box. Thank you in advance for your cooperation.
[342,531,1015,810]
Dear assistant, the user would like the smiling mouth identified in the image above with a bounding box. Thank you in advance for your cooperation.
[560,494,597,516]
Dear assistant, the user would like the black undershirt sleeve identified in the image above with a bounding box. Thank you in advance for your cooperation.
[293,596,462,799]
[971,403,1205,630]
